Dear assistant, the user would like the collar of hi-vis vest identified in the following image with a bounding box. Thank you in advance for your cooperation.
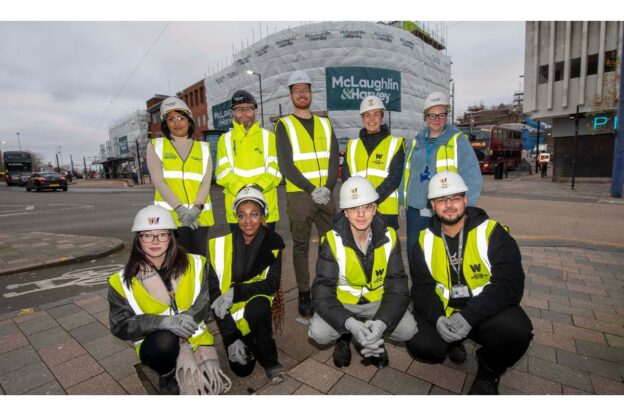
[349,134,400,179]
[282,115,331,162]
[218,128,271,180]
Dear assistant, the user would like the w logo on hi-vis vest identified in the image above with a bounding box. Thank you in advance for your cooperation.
[469,264,481,273]
[375,153,383,159]
[148,217,160,225]
[375,268,385,277]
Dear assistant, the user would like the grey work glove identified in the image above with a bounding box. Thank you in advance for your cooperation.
[449,313,472,339]
[345,317,373,347]
[360,338,385,358]
[159,314,198,338]
[175,205,201,228]
[311,186,331,205]
[436,316,463,343]
[227,339,248,365]
[211,289,234,319]
[364,320,387,345]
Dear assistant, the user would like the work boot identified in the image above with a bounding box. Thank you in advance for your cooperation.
[448,342,467,364]
[158,368,179,395]
[333,333,352,368]
[298,290,314,317]
[468,359,500,395]
[368,345,389,369]
[265,363,285,384]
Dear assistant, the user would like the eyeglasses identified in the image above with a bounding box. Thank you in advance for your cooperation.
[233,106,256,114]
[363,111,383,121]
[433,194,464,204]
[237,212,263,221]
[345,203,375,214]
[139,232,171,243]
[425,113,448,121]
[292,88,311,96]
[165,115,187,123]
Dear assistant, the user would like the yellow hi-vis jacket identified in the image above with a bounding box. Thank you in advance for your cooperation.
[346,134,404,215]
[208,233,279,336]
[418,219,499,316]
[152,137,214,227]
[278,114,332,193]
[215,121,281,223]
[323,227,396,304]
[403,132,462,201]
[108,253,214,354]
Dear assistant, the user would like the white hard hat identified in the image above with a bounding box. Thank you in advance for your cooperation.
[287,70,312,87]
[233,186,268,215]
[160,96,192,118]
[423,92,450,113]
[132,205,177,232]
[340,176,379,210]
[359,95,386,115]
[428,171,469,200]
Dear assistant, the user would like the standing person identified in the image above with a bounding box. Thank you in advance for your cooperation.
[308,176,418,369]
[274,70,339,317]
[215,90,281,233]
[207,187,286,384]
[146,96,214,256]
[403,92,482,265]
[342,95,404,230]
[108,205,230,395]
[406,172,533,395]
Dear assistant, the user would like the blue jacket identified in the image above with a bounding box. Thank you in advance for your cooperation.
[402,123,482,209]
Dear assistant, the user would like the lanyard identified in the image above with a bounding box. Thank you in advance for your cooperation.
[440,227,464,286]
[158,268,179,315]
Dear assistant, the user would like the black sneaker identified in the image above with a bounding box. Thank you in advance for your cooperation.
[368,346,389,369]
[333,334,352,368]
[298,290,314,317]
[468,361,500,395]
[265,363,285,384]
[448,342,467,364]
[158,370,179,395]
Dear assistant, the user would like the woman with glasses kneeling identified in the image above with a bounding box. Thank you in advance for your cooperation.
[108,205,230,395]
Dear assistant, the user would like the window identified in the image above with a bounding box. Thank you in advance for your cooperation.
[570,57,581,78]
[200,88,205,103]
[605,50,617,73]
[587,53,598,75]
[539,65,548,84]
[554,61,564,81]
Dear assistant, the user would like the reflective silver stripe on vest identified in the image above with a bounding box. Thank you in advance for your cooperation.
[283,117,331,162]
[423,229,434,274]
[214,236,226,287]
[471,283,490,296]
[154,138,208,183]
[476,221,492,273]
[436,282,451,300]
[231,308,245,321]
[435,134,460,170]
[154,138,164,161]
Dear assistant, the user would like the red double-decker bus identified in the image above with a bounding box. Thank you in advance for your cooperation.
[468,125,523,174]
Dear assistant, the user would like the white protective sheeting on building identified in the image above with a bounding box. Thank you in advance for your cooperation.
[107,110,149,158]
[205,21,450,143]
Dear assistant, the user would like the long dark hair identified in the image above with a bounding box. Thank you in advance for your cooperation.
[160,112,196,138]
[122,232,189,288]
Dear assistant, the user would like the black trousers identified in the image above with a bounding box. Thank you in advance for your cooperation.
[226,297,279,377]
[139,330,180,375]
[175,226,209,256]
[406,305,533,375]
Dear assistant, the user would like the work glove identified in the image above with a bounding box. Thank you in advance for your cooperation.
[364,319,387,345]
[227,339,248,365]
[195,345,232,395]
[159,314,198,338]
[175,205,201,228]
[436,316,463,343]
[311,186,331,205]
[211,289,234,319]
[360,338,385,358]
[345,317,373,347]
[449,313,472,339]
[399,205,406,220]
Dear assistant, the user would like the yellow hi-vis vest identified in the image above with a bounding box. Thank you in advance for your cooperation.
[152,137,215,227]
[208,233,280,336]
[215,122,281,223]
[108,253,214,354]
[404,132,462,201]
[323,227,396,304]
[418,219,500,317]
[346,134,404,215]
[278,114,332,193]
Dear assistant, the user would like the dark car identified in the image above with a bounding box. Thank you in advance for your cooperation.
[25,172,68,192]
[17,173,32,187]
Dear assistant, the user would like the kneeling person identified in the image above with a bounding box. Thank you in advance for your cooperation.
[406,171,533,394]
[208,187,286,384]
[308,176,417,368]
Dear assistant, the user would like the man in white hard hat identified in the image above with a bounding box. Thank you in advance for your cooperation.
[274,70,339,318]
[405,171,532,395]
[342,95,404,230]
[308,176,417,369]
[215,90,281,233]
[402,92,482,268]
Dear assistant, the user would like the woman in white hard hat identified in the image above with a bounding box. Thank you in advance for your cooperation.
[146,96,214,257]
[342,95,405,230]
[207,186,287,384]
[108,205,230,395]
[403,92,482,267]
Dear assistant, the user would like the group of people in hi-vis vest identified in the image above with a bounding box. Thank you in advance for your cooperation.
[107,70,533,395]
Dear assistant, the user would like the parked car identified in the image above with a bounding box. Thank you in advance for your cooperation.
[17,173,32,187]
[25,172,68,192]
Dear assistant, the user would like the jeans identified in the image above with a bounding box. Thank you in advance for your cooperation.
[406,207,431,270]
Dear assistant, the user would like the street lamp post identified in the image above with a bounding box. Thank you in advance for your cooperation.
[16,132,21,151]
[246,70,264,127]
